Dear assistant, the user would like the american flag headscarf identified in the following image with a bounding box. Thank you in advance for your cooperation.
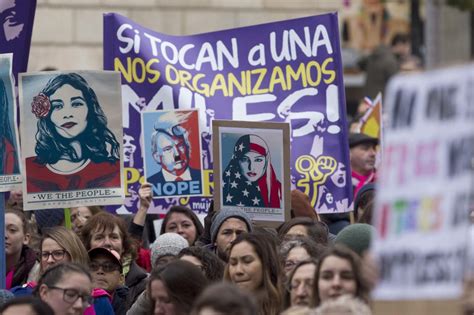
[222,134,281,208]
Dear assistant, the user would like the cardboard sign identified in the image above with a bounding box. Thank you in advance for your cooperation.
[19,71,124,210]
[372,64,474,300]
[213,120,291,226]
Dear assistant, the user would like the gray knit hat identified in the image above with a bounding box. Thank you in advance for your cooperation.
[150,233,189,265]
[210,208,253,244]
[334,223,375,256]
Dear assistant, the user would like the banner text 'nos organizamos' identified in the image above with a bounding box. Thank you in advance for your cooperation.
[104,13,352,214]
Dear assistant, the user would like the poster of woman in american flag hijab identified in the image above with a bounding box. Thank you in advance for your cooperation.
[213,120,290,226]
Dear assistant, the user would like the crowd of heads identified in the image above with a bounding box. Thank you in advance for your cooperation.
[2,95,384,313]
[2,185,382,315]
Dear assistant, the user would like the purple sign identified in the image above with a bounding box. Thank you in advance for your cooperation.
[0,0,36,82]
[104,12,353,215]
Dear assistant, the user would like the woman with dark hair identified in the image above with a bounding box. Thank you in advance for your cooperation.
[222,134,282,208]
[148,260,208,315]
[278,217,329,245]
[0,78,19,175]
[311,245,370,307]
[178,246,225,282]
[35,263,93,315]
[5,209,37,289]
[26,72,120,192]
[224,232,283,315]
[160,205,204,246]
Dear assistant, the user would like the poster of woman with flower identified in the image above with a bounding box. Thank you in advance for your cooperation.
[19,71,124,210]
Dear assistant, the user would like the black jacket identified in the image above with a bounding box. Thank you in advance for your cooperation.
[125,261,147,310]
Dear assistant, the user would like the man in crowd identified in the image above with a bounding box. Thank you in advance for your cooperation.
[349,133,378,198]
[88,247,128,315]
[208,208,253,261]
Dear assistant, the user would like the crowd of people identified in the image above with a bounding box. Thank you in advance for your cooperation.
[1,128,382,315]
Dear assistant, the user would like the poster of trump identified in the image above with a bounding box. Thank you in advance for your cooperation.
[142,109,203,198]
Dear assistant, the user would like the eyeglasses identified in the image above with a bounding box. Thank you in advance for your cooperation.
[40,250,67,261]
[89,261,121,273]
[48,286,93,306]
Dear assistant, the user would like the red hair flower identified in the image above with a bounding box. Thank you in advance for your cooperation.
[31,93,51,118]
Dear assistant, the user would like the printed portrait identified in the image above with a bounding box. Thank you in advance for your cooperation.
[0,54,21,191]
[142,109,203,198]
[213,120,291,226]
[20,71,124,209]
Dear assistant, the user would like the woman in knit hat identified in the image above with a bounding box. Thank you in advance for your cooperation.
[150,233,189,268]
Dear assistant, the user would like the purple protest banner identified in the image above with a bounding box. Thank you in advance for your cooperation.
[104,12,353,215]
[0,0,37,82]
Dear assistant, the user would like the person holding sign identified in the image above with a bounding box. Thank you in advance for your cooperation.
[25,72,120,192]
[222,134,282,208]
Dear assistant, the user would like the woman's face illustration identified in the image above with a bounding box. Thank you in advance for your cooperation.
[50,84,88,139]
[239,151,267,182]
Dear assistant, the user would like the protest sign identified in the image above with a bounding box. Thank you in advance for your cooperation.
[0,0,36,82]
[19,71,124,210]
[213,120,290,226]
[372,64,474,300]
[0,54,21,191]
[104,12,352,215]
[142,109,203,198]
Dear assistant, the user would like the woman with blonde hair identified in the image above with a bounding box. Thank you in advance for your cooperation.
[39,226,89,273]
[10,226,89,294]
